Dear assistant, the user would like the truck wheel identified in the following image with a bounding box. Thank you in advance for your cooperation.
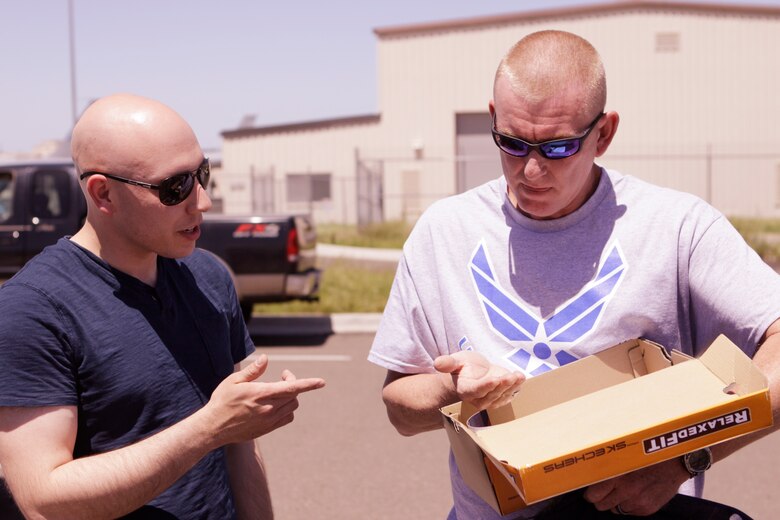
[240,302,254,324]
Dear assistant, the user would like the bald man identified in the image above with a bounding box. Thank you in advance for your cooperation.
[0,94,325,519]
[370,30,780,518]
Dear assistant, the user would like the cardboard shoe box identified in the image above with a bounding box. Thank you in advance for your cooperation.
[440,335,772,515]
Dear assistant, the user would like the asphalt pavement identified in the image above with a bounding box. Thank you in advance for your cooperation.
[251,333,452,520]
[251,325,780,520]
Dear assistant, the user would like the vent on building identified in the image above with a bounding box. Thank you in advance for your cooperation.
[655,32,680,53]
[238,114,257,129]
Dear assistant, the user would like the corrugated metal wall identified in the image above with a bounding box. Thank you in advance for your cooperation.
[221,119,381,223]
[221,5,780,222]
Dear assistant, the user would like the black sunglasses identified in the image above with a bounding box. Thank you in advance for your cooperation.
[491,112,605,160]
[80,157,210,206]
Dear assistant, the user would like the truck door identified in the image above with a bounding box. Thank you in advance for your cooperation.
[24,167,76,264]
[0,169,26,277]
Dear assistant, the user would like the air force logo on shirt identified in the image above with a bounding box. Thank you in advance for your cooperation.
[468,241,627,376]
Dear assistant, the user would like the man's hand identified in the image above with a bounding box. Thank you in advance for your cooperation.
[0,357,323,519]
[204,355,325,445]
[582,458,690,515]
[434,351,524,410]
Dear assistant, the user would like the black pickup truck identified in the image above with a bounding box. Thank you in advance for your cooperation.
[0,158,320,320]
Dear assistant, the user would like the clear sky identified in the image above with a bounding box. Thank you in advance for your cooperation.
[2,0,778,153]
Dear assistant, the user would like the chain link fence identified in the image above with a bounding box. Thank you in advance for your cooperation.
[213,146,780,225]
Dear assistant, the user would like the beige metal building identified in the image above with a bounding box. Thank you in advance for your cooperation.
[221,1,780,224]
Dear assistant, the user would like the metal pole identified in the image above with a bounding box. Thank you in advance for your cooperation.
[68,0,78,124]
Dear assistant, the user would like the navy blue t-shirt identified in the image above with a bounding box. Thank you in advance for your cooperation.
[0,238,254,519]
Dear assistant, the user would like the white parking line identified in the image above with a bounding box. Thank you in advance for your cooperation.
[257,354,353,362]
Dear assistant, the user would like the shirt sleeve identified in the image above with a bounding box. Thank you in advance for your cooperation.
[687,214,780,356]
[368,253,442,374]
[0,283,78,406]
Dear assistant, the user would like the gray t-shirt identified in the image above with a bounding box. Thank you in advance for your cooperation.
[369,168,780,519]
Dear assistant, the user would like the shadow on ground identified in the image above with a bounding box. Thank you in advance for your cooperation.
[247,315,334,346]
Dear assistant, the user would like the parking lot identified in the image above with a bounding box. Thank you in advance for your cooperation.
[0,321,776,519]
[250,325,779,520]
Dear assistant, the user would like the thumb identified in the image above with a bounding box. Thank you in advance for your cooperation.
[434,354,463,374]
[232,355,269,383]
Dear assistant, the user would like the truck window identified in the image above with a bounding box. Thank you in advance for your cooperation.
[0,171,13,223]
[31,169,71,219]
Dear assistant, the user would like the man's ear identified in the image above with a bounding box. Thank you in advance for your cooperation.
[594,111,619,157]
[85,176,116,215]
[488,100,495,119]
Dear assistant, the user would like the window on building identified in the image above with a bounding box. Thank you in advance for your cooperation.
[286,173,331,203]
[655,32,680,53]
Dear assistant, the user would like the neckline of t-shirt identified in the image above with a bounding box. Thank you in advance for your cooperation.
[499,167,612,232]
[62,237,168,296]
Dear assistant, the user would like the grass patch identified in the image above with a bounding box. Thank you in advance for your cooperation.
[253,260,396,315]
[728,217,780,265]
[254,221,409,315]
[729,217,780,234]
[254,218,780,316]
[317,220,413,249]
[315,217,780,261]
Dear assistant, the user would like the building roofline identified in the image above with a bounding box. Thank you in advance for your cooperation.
[373,1,780,37]
[0,157,74,168]
[221,113,381,139]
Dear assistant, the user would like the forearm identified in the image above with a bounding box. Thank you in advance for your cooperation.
[227,440,273,520]
[14,407,219,520]
[382,371,457,436]
[3,356,323,520]
[710,331,780,463]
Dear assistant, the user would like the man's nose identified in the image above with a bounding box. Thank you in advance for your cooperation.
[188,183,212,213]
[523,153,546,180]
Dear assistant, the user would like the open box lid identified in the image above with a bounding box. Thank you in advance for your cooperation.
[468,336,767,470]
[475,338,681,428]
[441,335,771,508]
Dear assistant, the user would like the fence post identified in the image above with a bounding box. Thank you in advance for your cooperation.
[706,143,712,204]
[250,164,256,213]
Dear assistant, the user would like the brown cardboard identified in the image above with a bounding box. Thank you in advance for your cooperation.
[440,335,772,514]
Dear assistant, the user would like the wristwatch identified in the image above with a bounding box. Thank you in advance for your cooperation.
[682,447,712,477]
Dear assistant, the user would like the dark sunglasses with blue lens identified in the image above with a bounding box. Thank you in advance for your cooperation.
[80,157,210,206]
[491,112,605,160]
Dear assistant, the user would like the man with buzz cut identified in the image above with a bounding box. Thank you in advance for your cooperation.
[369,30,780,518]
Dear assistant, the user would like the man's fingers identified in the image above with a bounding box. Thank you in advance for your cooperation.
[434,355,463,374]
[291,377,326,393]
[259,377,326,397]
[281,369,296,382]
[504,372,525,393]
[465,371,525,407]
[583,479,615,504]
[232,355,269,383]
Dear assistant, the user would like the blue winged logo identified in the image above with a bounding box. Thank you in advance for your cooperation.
[468,241,627,376]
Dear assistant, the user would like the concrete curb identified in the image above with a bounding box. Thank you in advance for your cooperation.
[249,313,381,337]
[317,243,402,263]
[331,313,383,334]
[247,245,393,338]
